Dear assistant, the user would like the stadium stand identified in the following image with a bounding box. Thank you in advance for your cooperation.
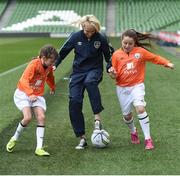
[0,0,7,16]
[115,0,180,34]
[163,22,180,32]
[1,0,180,38]
[2,0,107,34]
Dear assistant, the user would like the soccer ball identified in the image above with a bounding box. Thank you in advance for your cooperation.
[91,129,110,148]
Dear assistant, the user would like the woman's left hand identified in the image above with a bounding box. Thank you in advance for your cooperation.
[108,67,117,79]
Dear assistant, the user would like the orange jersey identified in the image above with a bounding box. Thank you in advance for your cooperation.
[112,47,170,87]
[17,58,55,96]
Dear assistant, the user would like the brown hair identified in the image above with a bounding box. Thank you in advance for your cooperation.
[39,44,58,60]
[121,29,156,49]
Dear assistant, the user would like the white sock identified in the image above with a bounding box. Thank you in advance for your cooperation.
[138,112,151,140]
[13,122,26,140]
[94,120,101,130]
[36,126,45,149]
[123,117,136,134]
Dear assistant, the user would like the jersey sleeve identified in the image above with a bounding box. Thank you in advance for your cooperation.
[46,68,55,91]
[111,52,119,72]
[142,48,170,66]
[55,33,75,68]
[101,35,114,72]
[19,61,36,96]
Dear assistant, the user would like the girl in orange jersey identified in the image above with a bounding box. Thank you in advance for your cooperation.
[109,29,174,150]
[6,45,58,156]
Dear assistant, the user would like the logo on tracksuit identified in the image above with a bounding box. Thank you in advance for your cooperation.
[94,41,101,49]
[77,42,82,46]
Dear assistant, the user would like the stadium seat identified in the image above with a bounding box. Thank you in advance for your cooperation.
[2,0,107,34]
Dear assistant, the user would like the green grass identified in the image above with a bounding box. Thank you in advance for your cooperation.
[0,37,180,174]
[0,37,67,73]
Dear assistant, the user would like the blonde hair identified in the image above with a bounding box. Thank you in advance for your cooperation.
[73,14,101,32]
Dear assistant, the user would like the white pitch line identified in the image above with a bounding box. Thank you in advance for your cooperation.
[0,63,28,77]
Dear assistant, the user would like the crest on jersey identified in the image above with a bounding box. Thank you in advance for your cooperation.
[134,53,141,59]
[94,41,101,49]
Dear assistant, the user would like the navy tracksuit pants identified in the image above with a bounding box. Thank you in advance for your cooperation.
[69,69,104,137]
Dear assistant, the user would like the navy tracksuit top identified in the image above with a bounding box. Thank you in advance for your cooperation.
[55,30,112,73]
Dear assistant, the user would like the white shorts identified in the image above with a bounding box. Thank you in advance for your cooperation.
[14,89,46,111]
[116,83,146,115]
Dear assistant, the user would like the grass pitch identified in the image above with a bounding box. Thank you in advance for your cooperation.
[0,37,180,174]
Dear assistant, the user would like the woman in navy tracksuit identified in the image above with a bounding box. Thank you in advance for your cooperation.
[54,15,114,149]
